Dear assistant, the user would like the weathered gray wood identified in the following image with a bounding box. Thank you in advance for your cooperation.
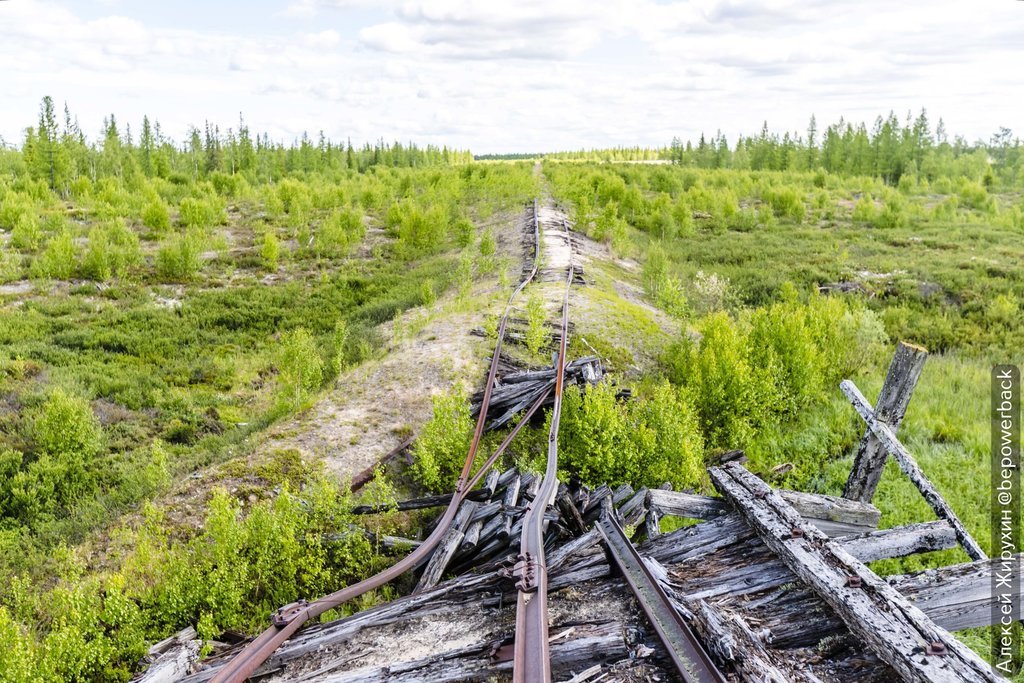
[556,485,587,536]
[483,468,500,498]
[415,501,477,593]
[133,628,200,683]
[841,379,987,560]
[470,501,502,524]
[617,488,648,527]
[727,553,1024,651]
[582,485,612,520]
[839,521,956,563]
[351,488,491,515]
[497,467,518,487]
[687,599,795,683]
[648,487,880,536]
[889,554,1024,631]
[665,521,958,603]
[290,620,629,683]
[611,483,635,505]
[644,491,662,540]
[461,519,483,552]
[710,462,1005,683]
[501,474,521,539]
[844,342,928,502]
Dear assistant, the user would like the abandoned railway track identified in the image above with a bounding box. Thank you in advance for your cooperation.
[209,201,550,683]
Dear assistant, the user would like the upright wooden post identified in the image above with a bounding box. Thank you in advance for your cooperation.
[843,342,928,502]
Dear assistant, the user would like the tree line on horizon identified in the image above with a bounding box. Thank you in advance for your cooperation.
[4,98,1022,191]
[1,97,473,198]
[667,111,1022,187]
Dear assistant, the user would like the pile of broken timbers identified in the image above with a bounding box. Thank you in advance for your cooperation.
[142,343,1018,683]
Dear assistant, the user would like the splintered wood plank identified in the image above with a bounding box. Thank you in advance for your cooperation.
[710,462,1005,683]
[844,341,928,502]
[648,487,880,536]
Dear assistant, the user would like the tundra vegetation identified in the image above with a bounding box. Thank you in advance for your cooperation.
[0,98,1022,679]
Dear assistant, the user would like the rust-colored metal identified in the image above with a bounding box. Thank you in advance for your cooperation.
[597,504,727,683]
[209,201,544,683]
[512,262,574,683]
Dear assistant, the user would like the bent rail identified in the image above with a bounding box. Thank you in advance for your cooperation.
[209,200,545,683]
[512,262,574,683]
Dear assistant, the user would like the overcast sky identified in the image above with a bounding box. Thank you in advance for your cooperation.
[1,0,1022,153]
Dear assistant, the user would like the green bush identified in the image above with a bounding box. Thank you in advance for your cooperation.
[452,216,475,248]
[665,295,886,451]
[0,389,105,521]
[260,230,280,271]
[0,244,21,283]
[478,227,496,258]
[155,231,203,281]
[642,244,689,318]
[958,180,995,213]
[559,380,704,490]
[872,194,908,229]
[30,230,76,280]
[0,473,391,683]
[276,328,324,408]
[316,208,365,257]
[397,203,448,257]
[851,195,876,224]
[10,214,42,251]
[411,389,473,492]
[0,192,32,230]
[523,290,548,356]
[82,221,142,281]
[178,197,224,230]
[142,200,171,234]
[762,186,805,222]
[666,312,762,449]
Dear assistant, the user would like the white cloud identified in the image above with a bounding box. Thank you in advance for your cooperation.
[0,0,1021,152]
[304,29,341,48]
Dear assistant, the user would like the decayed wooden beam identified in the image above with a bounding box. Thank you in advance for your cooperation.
[133,627,200,683]
[889,554,1024,632]
[843,342,928,502]
[841,379,987,560]
[351,487,492,515]
[730,552,1024,651]
[686,599,799,683]
[710,462,1005,683]
[414,501,477,593]
[556,484,587,536]
[648,487,881,537]
[644,491,662,541]
[839,520,957,563]
[288,619,630,683]
[666,520,958,603]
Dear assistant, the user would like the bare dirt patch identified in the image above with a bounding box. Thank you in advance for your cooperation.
[258,209,530,481]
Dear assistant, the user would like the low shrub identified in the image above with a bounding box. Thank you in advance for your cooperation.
[411,389,473,492]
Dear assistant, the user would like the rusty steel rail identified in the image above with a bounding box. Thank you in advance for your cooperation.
[512,262,574,683]
[208,201,544,683]
[596,505,727,683]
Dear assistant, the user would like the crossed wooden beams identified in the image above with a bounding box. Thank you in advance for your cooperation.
[840,341,987,561]
[711,462,1004,683]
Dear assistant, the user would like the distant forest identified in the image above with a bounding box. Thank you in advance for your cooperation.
[478,111,1023,188]
[3,99,1021,191]
[0,97,473,197]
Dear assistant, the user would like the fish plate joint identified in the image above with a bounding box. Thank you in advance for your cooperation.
[270,600,308,627]
[512,552,541,592]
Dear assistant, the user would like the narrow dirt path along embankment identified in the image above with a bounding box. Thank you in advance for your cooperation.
[258,206,540,481]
